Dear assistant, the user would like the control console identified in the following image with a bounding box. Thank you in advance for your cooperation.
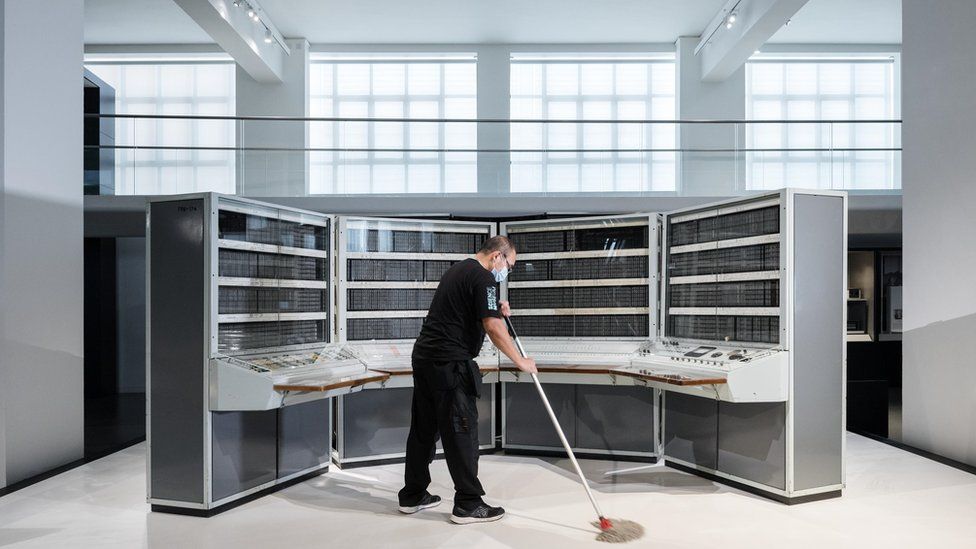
[500,340,643,367]
[623,338,789,402]
[638,339,781,371]
[209,343,373,411]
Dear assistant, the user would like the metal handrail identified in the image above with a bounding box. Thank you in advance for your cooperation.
[82,145,902,153]
[82,112,903,125]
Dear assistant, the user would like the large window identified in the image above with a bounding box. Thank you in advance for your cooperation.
[309,54,477,194]
[85,58,236,195]
[509,54,677,193]
[746,56,900,190]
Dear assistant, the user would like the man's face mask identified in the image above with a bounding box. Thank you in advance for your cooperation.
[492,252,512,282]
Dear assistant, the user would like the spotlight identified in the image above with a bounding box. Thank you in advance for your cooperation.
[264,28,273,43]
[252,13,260,22]
[233,0,242,7]
[725,11,737,29]
[247,7,255,18]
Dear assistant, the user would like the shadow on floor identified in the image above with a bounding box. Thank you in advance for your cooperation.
[278,474,444,521]
[271,471,602,544]
[496,454,725,497]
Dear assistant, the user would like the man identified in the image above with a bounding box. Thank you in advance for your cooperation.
[397,235,537,524]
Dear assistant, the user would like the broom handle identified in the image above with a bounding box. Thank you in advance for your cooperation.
[504,316,606,520]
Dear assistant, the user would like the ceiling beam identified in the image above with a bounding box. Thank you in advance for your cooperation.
[697,0,809,82]
[172,0,290,83]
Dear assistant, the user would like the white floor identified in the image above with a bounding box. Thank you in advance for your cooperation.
[1,433,975,548]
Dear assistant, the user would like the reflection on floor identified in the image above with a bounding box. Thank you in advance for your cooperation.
[84,393,145,459]
[1,433,975,548]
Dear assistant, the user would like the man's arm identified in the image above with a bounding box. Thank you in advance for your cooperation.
[483,316,537,374]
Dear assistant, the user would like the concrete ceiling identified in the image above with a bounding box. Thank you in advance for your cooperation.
[85,0,725,44]
[85,0,900,46]
[768,0,901,44]
[85,0,212,44]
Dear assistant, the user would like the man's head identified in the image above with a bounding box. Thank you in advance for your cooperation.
[477,236,516,282]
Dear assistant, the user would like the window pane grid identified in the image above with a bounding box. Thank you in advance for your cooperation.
[510,60,677,193]
[310,60,477,194]
[745,60,898,190]
[85,63,236,195]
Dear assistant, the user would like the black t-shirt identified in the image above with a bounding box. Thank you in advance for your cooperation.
[412,258,502,361]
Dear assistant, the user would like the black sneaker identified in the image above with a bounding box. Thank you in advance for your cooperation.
[398,493,442,514]
[450,503,505,524]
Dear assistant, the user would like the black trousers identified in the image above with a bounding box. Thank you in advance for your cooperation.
[398,359,485,510]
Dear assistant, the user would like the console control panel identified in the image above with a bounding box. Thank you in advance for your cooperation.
[626,338,788,402]
[500,340,643,366]
[635,339,780,372]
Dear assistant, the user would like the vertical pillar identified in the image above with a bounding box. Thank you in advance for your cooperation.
[901,0,976,467]
[476,46,511,195]
[1,0,85,487]
[236,38,310,196]
[676,36,746,195]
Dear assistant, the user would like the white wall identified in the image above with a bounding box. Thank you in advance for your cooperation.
[902,0,976,467]
[1,0,85,487]
[0,0,7,486]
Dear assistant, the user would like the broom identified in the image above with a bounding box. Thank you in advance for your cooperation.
[504,316,644,544]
